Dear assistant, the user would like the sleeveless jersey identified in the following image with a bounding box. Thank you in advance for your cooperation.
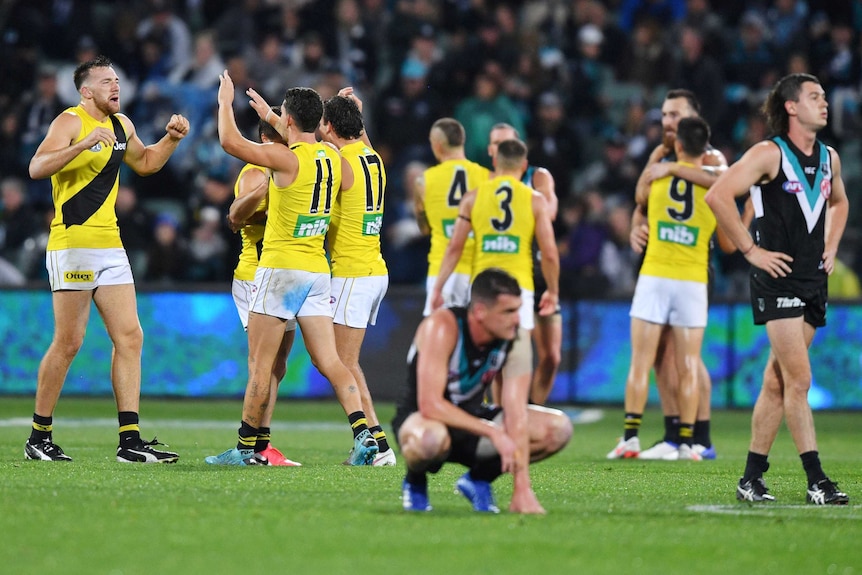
[471,175,536,291]
[423,159,490,276]
[328,140,388,277]
[750,136,831,283]
[233,163,268,281]
[47,105,128,250]
[259,142,342,273]
[398,307,511,416]
[641,162,715,283]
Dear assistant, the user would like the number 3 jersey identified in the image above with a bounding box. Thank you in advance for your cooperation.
[260,141,342,273]
[423,159,489,277]
[641,163,715,284]
[327,140,388,277]
[471,175,536,291]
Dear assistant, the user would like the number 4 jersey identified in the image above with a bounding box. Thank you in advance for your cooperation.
[260,141,342,273]
[641,163,715,284]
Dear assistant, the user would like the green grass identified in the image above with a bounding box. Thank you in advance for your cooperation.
[1,397,860,575]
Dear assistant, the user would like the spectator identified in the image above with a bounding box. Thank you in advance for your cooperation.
[383,160,430,284]
[557,193,609,300]
[115,185,154,277]
[135,0,193,78]
[0,176,40,269]
[186,206,229,282]
[145,212,190,284]
[454,64,526,168]
[525,91,581,198]
[669,25,726,130]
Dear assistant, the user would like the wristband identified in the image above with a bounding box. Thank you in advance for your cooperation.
[742,243,755,255]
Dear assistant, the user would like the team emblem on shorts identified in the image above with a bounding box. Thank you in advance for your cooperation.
[757,298,765,312]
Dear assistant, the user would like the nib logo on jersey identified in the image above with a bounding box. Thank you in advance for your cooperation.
[657,221,699,246]
[362,213,382,236]
[293,215,330,237]
[481,234,520,253]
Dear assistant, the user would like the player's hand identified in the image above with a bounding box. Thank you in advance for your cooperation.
[165,114,189,140]
[217,70,235,106]
[647,144,670,164]
[630,223,649,253]
[646,162,672,183]
[746,246,793,278]
[822,248,837,275]
[337,86,362,112]
[490,429,517,474]
[537,291,559,317]
[81,127,117,150]
[246,87,272,121]
[430,289,444,312]
[509,487,546,515]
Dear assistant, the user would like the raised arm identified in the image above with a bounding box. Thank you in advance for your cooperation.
[120,113,189,176]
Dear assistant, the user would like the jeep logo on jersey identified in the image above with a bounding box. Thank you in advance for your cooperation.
[481,234,520,253]
[657,221,698,246]
[783,181,804,194]
[64,271,94,282]
[363,213,382,236]
[293,215,330,237]
[114,141,127,151]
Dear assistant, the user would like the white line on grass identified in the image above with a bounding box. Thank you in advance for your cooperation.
[0,418,345,432]
[687,504,861,519]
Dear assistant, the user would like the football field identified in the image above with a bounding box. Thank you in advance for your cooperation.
[1,397,859,575]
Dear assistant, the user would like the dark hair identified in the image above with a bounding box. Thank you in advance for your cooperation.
[74,55,114,91]
[665,89,701,115]
[283,87,323,133]
[762,73,821,135]
[259,106,284,143]
[322,95,364,139]
[470,268,521,306]
[431,118,465,147]
[675,117,710,157]
[490,122,520,138]
[494,139,527,169]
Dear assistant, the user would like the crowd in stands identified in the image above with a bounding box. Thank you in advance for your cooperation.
[1,0,861,299]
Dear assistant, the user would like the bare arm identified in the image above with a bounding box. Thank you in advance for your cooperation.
[228,166,269,232]
[337,86,373,148]
[120,113,189,176]
[218,71,296,176]
[415,311,516,471]
[634,144,670,207]
[29,112,114,179]
[430,191,475,310]
[629,205,649,254]
[531,168,558,221]
[823,147,849,275]
[533,192,559,316]
[414,175,431,235]
[499,366,544,514]
[705,141,792,278]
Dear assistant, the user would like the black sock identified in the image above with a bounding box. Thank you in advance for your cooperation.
[678,423,694,447]
[255,427,272,453]
[369,425,390,453]
[693,420,711,447]
[801,451,826,486]
[664,415,680,444]
[623,412,642,441]
[237,421,258,451]
[470,456,503,483]
[118,411,141,447]
[405,469,427,487]
[29,413,53,443]
[743,451,769,482]
[348,411,369,439]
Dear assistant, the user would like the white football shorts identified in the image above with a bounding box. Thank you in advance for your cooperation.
[331,275,389,328]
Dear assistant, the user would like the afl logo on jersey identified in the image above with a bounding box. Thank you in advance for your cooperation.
[821,179,831,199]
[89,143,102,152]
[782,181,803,194]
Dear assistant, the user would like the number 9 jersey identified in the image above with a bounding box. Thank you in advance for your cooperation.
[641,164,715,284]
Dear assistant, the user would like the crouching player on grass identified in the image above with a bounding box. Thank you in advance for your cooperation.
[392,268,572,514]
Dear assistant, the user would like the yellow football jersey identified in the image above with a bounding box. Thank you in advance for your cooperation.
[233,163,268,281]
[258,142,342,273]
[47,106,127,250]
[471,176,536,291]
[641,164,715,283]
[328,141,387,277]
[423,159,489,276]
